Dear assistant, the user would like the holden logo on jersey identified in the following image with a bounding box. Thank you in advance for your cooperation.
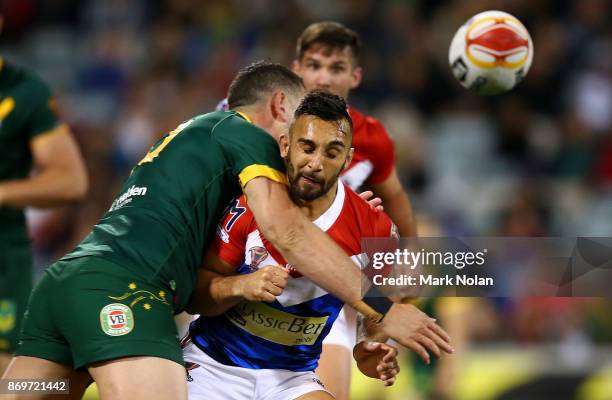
[248,246,269,271]
[100,303,134,336]
[109,185,148,211]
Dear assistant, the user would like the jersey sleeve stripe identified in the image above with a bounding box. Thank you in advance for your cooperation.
[239,164,288,188]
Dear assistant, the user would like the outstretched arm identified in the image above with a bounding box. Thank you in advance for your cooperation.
[244,177,454,360]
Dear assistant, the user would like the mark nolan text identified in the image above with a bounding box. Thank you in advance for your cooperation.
[373,274,494,287]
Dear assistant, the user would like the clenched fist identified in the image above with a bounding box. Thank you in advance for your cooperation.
[235,265,289,302]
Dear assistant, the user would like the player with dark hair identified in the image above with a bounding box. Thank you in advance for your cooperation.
[184,91,399,400]
[292,21,418,399]
[3,61,450,400]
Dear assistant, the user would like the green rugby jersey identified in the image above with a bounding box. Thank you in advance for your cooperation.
[62,111,287,311]
[0,58,61,242]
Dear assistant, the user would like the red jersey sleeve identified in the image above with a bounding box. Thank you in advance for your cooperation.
[211,196,253,267]
[367,207,397,279]
[366,118,396,185]
[368,205,395,239]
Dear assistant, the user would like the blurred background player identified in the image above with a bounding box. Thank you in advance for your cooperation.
[290,21,417,399]
[0,15,88,375]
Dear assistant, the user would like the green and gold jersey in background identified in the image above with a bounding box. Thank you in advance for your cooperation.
[62,111,287,312]
[0,57,61,352]
[0,58,61,242]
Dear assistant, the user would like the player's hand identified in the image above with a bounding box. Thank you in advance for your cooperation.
[359,190,384,211]
[236,265,289,303]
[353,341,400,386]
[378,303,454,364]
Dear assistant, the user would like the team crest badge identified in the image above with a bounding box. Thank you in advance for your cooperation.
[0,300,16,334]
[100,303,134,336]
[248,246,269,271]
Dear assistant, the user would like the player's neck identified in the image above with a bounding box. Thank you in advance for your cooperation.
[298,181,339,221]
[233,106,279,141]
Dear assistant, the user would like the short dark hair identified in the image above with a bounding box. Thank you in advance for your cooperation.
[227,60,304,109]
[296,21,361,63]
[294,91,353,142]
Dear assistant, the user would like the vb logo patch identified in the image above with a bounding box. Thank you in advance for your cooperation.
[100,303,134,336]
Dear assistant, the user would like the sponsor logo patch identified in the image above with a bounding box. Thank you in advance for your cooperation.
[226,301,329,346]
[100,303,134,336]
[109,185,148,211]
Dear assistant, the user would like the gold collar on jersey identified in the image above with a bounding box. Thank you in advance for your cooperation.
[236,111,252,123]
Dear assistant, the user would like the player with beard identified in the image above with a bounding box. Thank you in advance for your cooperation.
[291,22,419,399]
[182,92,444,400]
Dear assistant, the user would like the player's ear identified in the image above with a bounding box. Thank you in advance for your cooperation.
[270,90,288,123]
[350,66,362,90]
[279,132,290,158]
[343,147,354,170]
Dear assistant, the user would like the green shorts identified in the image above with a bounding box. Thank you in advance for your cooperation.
[16,256,183,369]
[0,243,33,353]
